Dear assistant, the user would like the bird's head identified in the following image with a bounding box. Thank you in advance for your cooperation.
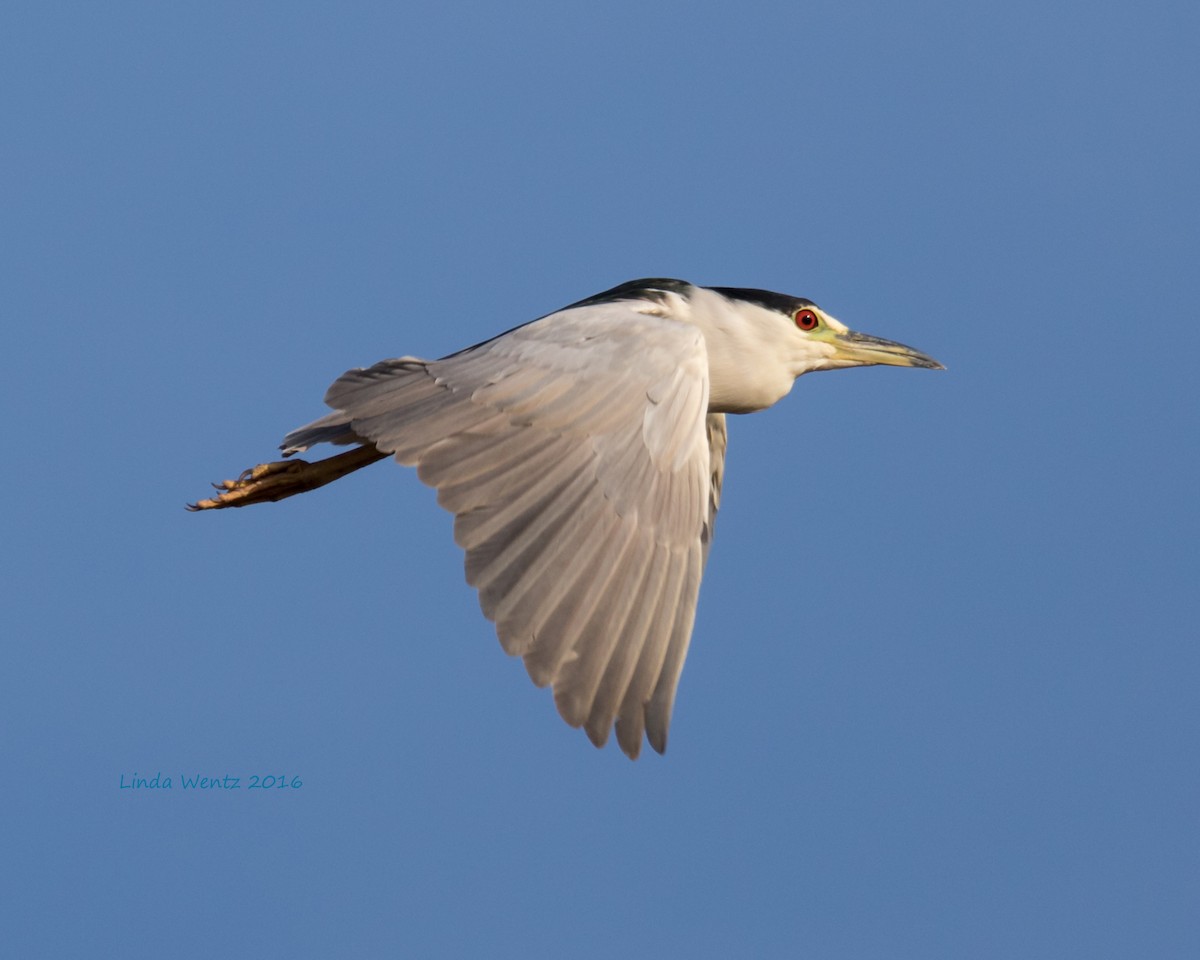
[709,286,945,376]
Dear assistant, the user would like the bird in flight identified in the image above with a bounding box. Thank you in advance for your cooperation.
[191,278,942,758]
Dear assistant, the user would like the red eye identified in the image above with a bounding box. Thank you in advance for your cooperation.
[794,308,819,331]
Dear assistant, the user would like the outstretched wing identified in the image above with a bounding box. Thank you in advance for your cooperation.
[288,299,721,757]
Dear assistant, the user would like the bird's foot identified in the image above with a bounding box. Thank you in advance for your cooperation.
[188,460,315,510]
[187,444,390,511]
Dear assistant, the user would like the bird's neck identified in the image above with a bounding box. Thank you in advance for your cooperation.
[686,288,801,414]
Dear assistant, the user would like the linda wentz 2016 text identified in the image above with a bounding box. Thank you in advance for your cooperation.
[118,772,304,790]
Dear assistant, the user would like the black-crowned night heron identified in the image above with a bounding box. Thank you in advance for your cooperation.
[192,278,943,757]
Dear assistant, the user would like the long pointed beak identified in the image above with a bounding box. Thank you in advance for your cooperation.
[832,330,945,370]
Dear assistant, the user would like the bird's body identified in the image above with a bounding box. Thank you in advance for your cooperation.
[192,278,942,757]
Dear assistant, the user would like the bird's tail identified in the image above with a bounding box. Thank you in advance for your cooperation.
[280,411,359,455]
[281,358,440,455]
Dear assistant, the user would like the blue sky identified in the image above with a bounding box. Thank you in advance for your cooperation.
[3,1,1197,956]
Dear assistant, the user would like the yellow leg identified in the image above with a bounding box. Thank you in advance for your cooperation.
[188,444,388,511]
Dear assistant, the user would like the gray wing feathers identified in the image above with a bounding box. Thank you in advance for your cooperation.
[636,417,724,752]
[281,411,360,453]
[702,413,728,561]
[291,302,722,757]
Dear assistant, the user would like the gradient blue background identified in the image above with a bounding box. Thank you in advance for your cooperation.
[4,2,1197,956]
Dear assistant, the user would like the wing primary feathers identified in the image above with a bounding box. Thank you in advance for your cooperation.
[556,537,656,739]
[644,545,704,753]
[522,513,637,687]
[585,545,671,752]
[614,548,690,758]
